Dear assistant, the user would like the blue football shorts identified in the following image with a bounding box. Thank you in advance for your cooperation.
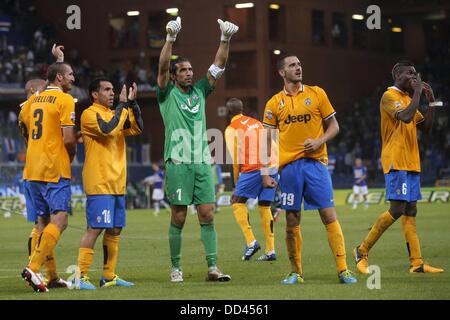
[23,180,40,223]
[385,170,421,202]
[279,158,334,211]
[234,170,279,202]
[86,195,126,229]
[28,178,71,217]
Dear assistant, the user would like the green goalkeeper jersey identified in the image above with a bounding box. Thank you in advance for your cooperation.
[157,76,214,164]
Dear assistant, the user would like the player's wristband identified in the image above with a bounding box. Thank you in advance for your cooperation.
[429,101,443,107]
[220,34,230,42]
[208,64,225,80]
[166,34,177,42]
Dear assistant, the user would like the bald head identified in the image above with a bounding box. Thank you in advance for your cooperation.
[226,98,244,118]
[25,79,46,98]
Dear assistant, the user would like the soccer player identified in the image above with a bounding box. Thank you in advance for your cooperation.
[148,162,170,215]
[157,16,238,282]
[262,54,357,284]
[20,60,77,292]
[19,78,70,289]
[20,80,47,236]
[354,61,444,274]
[224,98,277,261]
[351,157,369,209]
[19,45,71,290]
[75,79,143,290]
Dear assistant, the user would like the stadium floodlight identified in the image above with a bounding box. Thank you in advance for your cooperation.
[424,11,446,21]
[127,11,140,16]
[352,14,364,20]
[166,8,179,16]
[269,4,280,10]
[273,49,281,55]
[235,3,254,9]
[391,27,402,32]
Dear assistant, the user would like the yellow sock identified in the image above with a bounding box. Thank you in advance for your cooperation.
[286,225,302,274]
[44,250,58,281]
[30,228,58,281]
[28,227,41,261]
[401,216,423,267]
[258,206,274,253]
[28,223,61,273]
[78,247,94,277]
[232,203,256,246]
[325,220,347,273]
[103,234,120,280]
[360,211,396,254]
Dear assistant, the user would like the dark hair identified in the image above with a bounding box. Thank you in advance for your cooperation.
[276,54,297,70]
[226,97,244,116]
[88,77,112,102]
[169,56,190,75]
[47,62,71,81]
[391,60,414,80]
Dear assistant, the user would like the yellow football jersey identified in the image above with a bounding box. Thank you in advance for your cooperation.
[263,84,336,168]
[380,86,424,174]
[19,86,75,182]
[81,102,142,195]
[18,95,35,144]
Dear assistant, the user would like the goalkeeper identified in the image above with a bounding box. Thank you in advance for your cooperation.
[157,16,238,282]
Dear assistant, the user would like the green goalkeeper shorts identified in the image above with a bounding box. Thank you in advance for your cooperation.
[165,160,216,205]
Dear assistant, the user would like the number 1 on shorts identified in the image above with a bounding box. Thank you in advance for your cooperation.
[176,188,182,201]
[102,209,111,223]
[281,192,295,206]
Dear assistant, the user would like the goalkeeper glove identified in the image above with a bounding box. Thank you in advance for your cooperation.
[166,16,181,42]
[217,19,239,42]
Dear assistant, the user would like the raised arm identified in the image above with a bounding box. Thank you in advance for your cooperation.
[83,85,130,138]
[124,83,144,136]
[52,44,65,63]
[417,82,435,135]
[397,74,423,123]
[157,17,181,90]
[206,19,239,86]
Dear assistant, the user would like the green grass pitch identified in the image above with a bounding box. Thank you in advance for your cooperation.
[1,190,449,300]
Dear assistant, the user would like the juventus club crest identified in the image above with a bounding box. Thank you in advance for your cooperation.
[180,94,200,113]
[305,98,311,107]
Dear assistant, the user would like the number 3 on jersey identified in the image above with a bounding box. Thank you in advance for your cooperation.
[32,108,44,140]
[281,193,295,206]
